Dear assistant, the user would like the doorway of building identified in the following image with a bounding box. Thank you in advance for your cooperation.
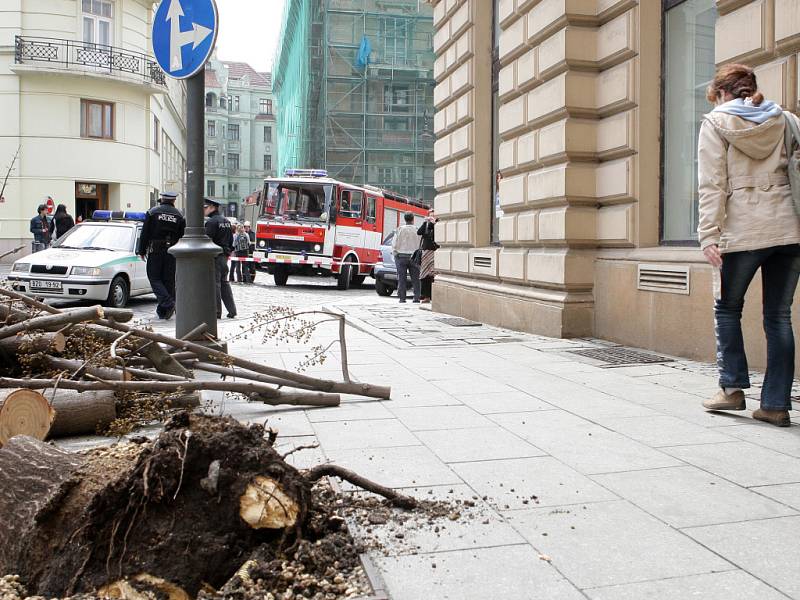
[75,182,109,221]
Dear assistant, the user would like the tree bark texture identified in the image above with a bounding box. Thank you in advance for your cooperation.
[46,389,117,438]
[0,435,85,575]
[0,332,66,355]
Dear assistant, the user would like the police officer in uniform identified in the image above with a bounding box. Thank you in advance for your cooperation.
[138,192,186,319]
[203,198,237,318]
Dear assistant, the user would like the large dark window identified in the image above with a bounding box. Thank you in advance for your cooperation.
[661,0,717,244]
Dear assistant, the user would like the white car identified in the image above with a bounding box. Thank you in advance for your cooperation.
[8,212,152,308]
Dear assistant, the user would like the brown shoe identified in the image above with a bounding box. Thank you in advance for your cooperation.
[703,389,746,411]
[752,408,791,427]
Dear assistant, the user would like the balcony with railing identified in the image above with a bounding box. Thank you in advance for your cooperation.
[13,36,166,91]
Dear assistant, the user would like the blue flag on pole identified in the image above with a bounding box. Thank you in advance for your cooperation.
[355,35,371,69]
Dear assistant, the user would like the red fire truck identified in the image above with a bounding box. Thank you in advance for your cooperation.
[252,169,430,289]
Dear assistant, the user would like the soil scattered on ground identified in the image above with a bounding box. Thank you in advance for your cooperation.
[1,414,471,600]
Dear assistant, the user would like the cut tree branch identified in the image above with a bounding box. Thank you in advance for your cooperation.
[304,464,417,509]
[0,377,340,407]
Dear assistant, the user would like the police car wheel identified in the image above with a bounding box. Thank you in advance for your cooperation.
[105,275,129,309]
[375,280,394,297]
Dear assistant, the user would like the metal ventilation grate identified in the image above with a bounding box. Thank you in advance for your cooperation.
[473,256,492,269]
[435,317,483,327]
[637,263,690,295]
[568,347,673,367]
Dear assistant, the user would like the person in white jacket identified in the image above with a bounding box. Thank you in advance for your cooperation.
[698,63,800,427]
[392,212,421,303]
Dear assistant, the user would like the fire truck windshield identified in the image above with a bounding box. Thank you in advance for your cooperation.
[264,182,332,223]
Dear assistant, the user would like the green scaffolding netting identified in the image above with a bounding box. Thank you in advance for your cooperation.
[273,0,436,204]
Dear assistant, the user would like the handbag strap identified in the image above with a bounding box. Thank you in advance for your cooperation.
[784,112,800,157]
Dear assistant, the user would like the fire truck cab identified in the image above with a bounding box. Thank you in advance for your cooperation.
[253,170,430,289]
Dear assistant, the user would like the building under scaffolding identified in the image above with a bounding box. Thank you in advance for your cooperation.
[273,0,435,204]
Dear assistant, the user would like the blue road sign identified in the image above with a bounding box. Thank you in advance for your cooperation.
[152,0,218,79]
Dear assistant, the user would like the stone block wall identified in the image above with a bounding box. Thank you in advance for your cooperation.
[430,0,661,337]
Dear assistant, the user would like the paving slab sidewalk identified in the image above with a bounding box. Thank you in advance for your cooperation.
[48,283,800,599]
[218,298,799,600]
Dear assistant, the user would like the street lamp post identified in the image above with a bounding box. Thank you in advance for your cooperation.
[151,0,220,340]
[169,72,219,339]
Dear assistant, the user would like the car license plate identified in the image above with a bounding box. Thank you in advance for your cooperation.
[274,254,293,261]
[253,251,266,260]
[29,280,62,291]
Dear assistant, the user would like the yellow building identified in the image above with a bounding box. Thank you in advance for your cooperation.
[430,0,800,369]
[0,0,186,256]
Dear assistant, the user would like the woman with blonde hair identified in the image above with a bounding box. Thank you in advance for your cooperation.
[698,63,800,427]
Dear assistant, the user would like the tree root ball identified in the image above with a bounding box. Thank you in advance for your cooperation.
[0,413,313,597]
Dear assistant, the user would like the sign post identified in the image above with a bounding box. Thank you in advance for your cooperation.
[152,0,219,339]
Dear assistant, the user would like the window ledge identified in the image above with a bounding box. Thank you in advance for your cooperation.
[597,246,706,264]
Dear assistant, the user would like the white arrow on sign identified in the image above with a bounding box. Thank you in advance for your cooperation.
[166,0,213,72]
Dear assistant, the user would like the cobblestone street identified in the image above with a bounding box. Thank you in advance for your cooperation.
[39,269,800,600]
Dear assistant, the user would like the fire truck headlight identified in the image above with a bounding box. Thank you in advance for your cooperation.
[259,240,266,248]
[314,244,321,252]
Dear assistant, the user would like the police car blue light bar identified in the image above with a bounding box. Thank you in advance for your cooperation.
[285,169,328,178]
[92,210,147,221]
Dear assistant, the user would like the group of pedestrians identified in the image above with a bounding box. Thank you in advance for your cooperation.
[391,209,438,304]
[29,202,75,252]
[229,222,256,285]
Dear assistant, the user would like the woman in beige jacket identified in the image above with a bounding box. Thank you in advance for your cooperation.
[698,63,799,427]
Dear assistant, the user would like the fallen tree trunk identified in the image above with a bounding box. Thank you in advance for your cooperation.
[0,435,85,574]
[0,306,104,340]
[0,389,53,446]
[0,332,66,355]
[0,377,340,407]
[46,389,117,438]
[0,388,117,442]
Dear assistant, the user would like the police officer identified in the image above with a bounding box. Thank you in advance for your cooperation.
[138,192,186,319]
[203,198,237,318]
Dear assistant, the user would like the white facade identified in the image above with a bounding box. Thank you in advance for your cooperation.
[0,0,187,259]
[204,54,276,216]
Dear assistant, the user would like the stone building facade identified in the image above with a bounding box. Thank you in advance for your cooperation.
[431,0,800,368]
[204,54,276,215]
[0,0,186,256]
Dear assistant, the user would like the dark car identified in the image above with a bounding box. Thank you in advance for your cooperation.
[373,231,411,297]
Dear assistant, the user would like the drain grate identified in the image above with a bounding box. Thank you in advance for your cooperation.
[568,347,674,367]
[434,317,483,327]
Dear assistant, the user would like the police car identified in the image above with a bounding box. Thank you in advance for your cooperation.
[8,211,152,308]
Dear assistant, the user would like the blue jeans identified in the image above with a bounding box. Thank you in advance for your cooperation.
[715,244,800,411]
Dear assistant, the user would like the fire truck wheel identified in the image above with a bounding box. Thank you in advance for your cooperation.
[352,275,366,287]
[375,280,394,297]
[336,257,357,290]
[273,266,289,287]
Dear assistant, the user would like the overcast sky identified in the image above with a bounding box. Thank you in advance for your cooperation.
[214,0,286,73]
